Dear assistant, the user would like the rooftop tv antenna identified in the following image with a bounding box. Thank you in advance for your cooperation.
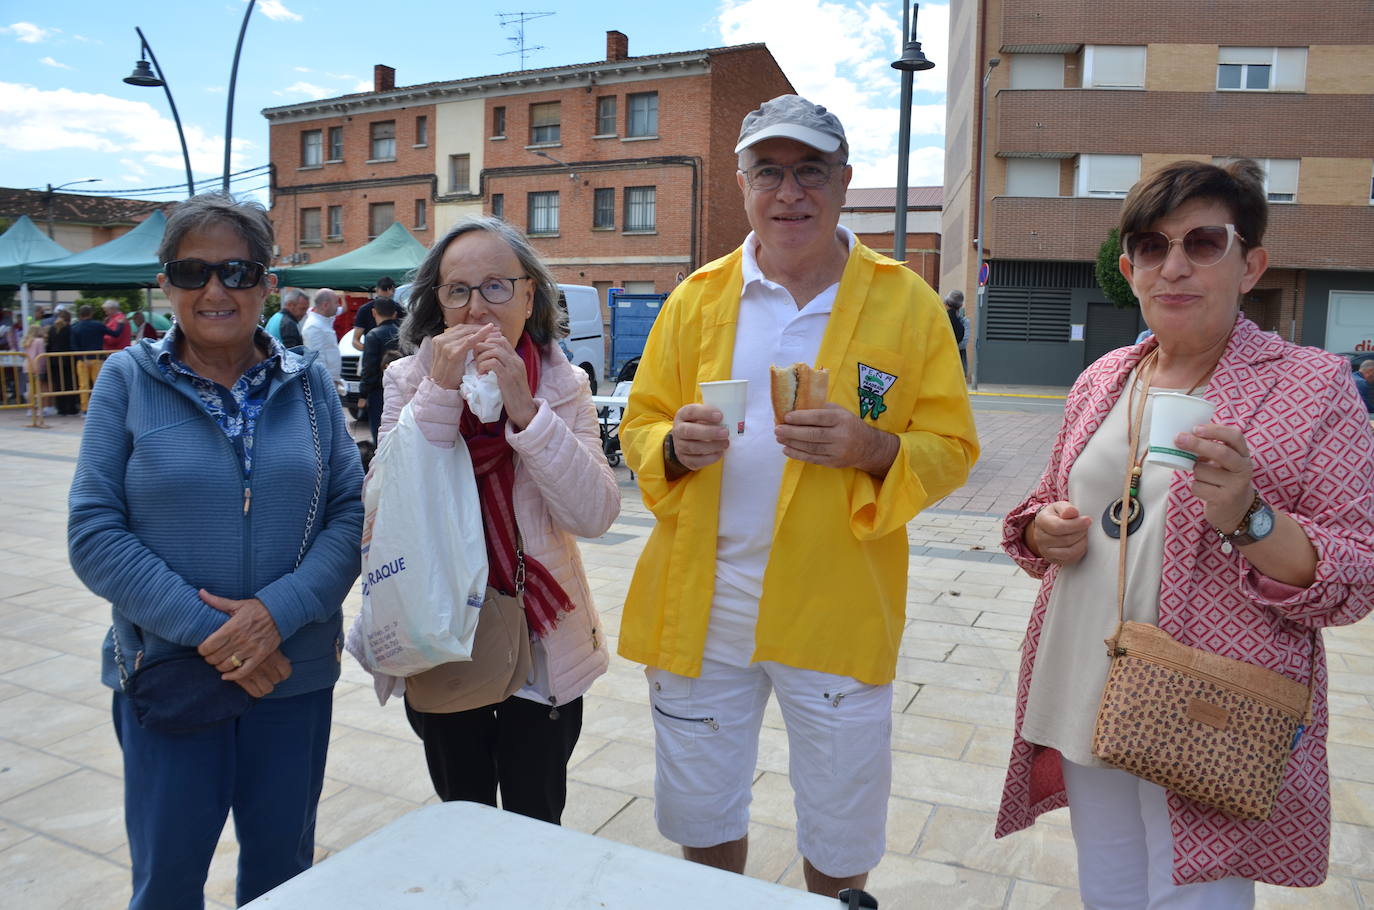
[497,11,554,69]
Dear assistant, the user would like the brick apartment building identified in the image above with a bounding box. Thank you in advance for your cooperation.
[840,186,942,290]
[262,32,793,310]
[942,1,1374,385]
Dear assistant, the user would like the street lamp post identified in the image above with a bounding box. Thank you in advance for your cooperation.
[123,27,195,198]
[890,2,935,264]
[971,57,1000,391]
[223,0,258,194]
[124,2,256,198]
[43,178,102,240]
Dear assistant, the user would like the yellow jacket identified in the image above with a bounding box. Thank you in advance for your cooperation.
[618,240,979,685]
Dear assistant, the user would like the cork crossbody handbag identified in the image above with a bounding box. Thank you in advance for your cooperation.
[1090,372,1314,822]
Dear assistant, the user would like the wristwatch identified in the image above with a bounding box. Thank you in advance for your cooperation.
[664,431,690,474]
[1216,493,1276,550]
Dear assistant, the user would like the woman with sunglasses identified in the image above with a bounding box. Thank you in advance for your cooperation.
[365,215,618,822]
[68,193,364,908]
[994,160,1374,906]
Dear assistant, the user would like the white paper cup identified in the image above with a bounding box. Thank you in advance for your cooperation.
[1146,392,1216,470]
[700,379,748,435]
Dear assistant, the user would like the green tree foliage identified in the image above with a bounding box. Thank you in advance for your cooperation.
[1095,228,1139,309]
[74,288,144,313]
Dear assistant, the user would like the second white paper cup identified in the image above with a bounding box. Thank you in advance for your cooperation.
[700,379,748,435]
[1146,392,1216,470]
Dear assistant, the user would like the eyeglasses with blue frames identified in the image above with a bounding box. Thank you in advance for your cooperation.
[1122,224,1247,271]
[162,258,267,290]
[738,161,845,191]
[435,276,531,309]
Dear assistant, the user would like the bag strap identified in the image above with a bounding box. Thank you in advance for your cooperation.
[295,369,324,570]
[111,626,131,690]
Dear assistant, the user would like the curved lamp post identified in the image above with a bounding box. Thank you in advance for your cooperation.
[890,2,935,263]
[123,28,195,198]
[223,0,258,194]
[971,57,1000,390]
[124,0,257,198]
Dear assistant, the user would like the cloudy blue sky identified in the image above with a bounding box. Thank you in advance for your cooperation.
[0,0,949,202]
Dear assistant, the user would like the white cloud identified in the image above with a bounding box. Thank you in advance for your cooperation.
[3,22,52,43]
[352,80,372,93]
[39,56,72,70]
[256,0,303,22]
[853,145,945,189]
[293,66,312,73]
[716,0,948,188]
[274,81,331,99]
[0,82,248,179]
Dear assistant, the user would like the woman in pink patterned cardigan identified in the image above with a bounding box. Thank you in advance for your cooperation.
[996,160,1374,907]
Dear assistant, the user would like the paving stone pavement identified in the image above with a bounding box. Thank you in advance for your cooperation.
[2,395,1372,909]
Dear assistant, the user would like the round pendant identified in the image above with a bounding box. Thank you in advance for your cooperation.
[1101,496,1144,538]
[1220,540,1234,555]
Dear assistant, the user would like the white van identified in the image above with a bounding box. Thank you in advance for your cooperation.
[557,284,606,394]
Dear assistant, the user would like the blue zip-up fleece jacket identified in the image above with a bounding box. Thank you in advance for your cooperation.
[69,336,364,699]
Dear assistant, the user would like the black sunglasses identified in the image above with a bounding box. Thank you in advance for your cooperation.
[163,258,267,290]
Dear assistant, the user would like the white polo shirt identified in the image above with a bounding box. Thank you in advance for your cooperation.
[702,226,856,667]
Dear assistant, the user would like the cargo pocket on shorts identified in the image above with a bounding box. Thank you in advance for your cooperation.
[647,667,719,757]
[824,682,892,776]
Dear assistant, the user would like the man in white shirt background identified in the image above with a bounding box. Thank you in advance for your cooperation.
[301,288,343,394]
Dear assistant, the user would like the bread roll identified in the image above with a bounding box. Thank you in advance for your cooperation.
[769,363,829,423]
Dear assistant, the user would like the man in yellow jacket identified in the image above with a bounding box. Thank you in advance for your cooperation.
[620,95,978,899]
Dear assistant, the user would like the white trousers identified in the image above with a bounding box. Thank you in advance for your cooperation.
[1061,758,1256,910]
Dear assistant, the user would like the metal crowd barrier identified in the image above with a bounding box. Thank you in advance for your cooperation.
[24,349,117,428]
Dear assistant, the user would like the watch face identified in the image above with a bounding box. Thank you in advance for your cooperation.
[1249,504,1275,539]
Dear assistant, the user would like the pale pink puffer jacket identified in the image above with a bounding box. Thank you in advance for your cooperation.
[374,335,619,706]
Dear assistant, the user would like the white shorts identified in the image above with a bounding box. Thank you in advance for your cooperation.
[646,659,893,878]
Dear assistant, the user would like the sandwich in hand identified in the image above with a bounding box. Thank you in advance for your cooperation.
[769,362,829,424]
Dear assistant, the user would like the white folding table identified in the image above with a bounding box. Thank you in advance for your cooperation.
[245,801,833,908]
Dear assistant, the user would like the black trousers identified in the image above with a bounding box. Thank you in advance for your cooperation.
[404,694,583,825]
[366,389,384,444]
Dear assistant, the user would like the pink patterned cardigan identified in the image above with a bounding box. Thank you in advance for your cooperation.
[996,317,1374,887]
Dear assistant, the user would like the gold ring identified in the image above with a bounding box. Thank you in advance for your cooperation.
[229,654,243,669]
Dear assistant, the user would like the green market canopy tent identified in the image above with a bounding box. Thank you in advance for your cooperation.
[0,215,71,288]
[273,222,426,292]
[21,211,167,290]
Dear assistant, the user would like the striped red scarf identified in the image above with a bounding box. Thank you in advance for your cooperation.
[459,333,576,638]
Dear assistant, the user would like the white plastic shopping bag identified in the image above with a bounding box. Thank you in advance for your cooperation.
[349,401,488,677]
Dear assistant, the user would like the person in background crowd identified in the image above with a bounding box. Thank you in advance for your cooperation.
[21,318,51,414]
[357,295,400,444]
[996,159,1374,906]
[302,289,343,393]
[128,310,160,342]
[351,275,400,351]
[619,94,978,901]
[278,289,309,349]
[46,308,79,415]
[0,309,19,350]
[72,304,117,353]
[102,300,132,351]
[264,288,306,343]
[944,289,969,376]
[1353,359,1374,414]
[68,193,363,908]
